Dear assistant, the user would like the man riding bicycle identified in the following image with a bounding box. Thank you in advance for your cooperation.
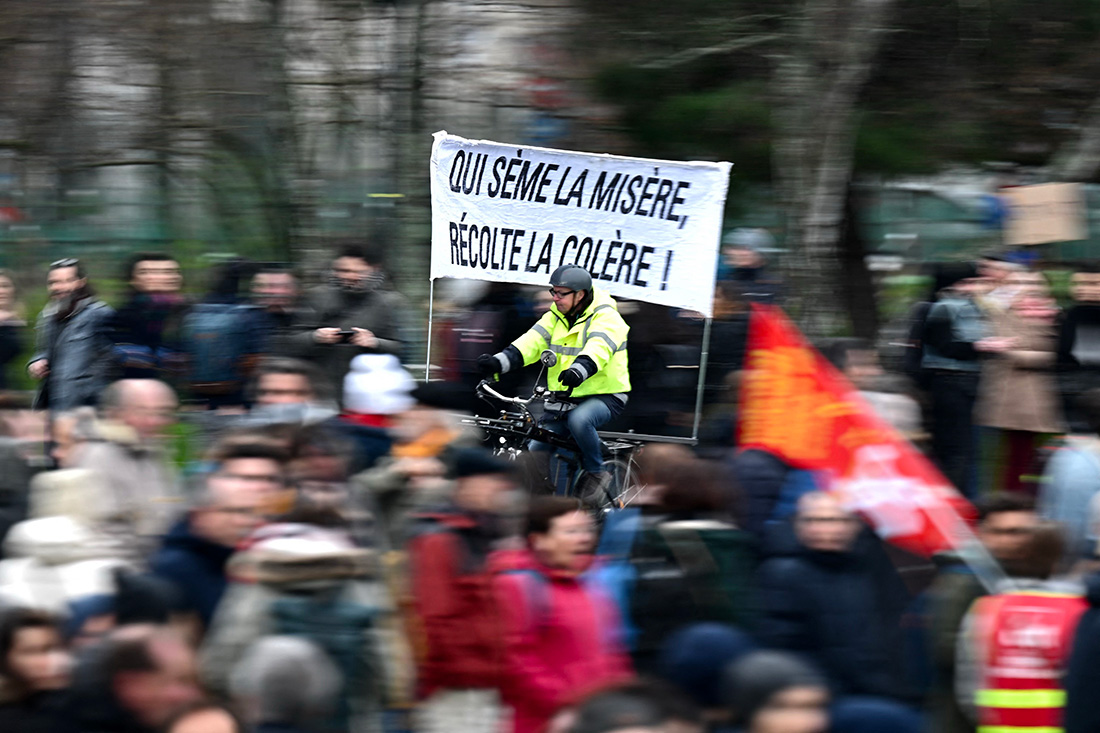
[478,264,630,504]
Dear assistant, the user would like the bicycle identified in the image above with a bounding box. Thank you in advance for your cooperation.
[461,353,646,510]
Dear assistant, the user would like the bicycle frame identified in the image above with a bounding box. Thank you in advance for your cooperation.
[470,378,645,509]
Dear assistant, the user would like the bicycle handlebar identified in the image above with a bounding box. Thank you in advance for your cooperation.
[476,379,572,407]
[477,379,532,406]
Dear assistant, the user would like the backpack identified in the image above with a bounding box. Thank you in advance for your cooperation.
[500,568,554,631]
[180,303,261,390]
[626,523,754,660]
[402,513,496,672]
[902,301,933,390]
[770,469,821,523]
[271,585,378,731]
[497,566,622,655]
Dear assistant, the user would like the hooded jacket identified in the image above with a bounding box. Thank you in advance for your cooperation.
[407,508,507,696]
[199,523,404,733]
[490,548,632,733]
[0,516,129,611]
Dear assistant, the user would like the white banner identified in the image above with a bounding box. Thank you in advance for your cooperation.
[429,131,732,317]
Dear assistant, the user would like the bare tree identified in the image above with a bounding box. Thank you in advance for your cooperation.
[771,0,896,336]
[1049,95,1100,183]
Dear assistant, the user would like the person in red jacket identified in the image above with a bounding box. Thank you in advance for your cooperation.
[492,496,633,733]
[407,448,520,733]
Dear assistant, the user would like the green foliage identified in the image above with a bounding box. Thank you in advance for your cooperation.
[595,68,773,180]
[580,0,1100,179]
[854,111,991,175]
[879,274,932,321]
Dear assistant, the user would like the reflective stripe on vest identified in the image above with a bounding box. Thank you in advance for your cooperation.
[976,690,1066,709]
[972,590,1087,733]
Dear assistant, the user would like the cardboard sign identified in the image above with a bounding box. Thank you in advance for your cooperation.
[1003,183,1088,245]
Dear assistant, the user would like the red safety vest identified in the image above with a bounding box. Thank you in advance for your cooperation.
[971,590,1087,733]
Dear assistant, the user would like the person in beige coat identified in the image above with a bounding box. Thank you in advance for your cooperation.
[977,277,1064,495]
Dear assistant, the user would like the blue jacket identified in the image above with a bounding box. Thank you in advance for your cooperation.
[1040,436,1100,561]
[150,516,234,628]
[921,296,986,372]
[729,449,789,540]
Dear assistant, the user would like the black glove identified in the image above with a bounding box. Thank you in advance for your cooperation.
[477,353,500,379]
[559,366,586,388]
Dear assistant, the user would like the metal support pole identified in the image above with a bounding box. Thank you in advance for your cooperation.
[691,317,713,442]
[424,279,435,381]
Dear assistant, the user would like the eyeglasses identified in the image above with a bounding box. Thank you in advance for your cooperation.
[548,288,575,299]
[216,472,284,485]
[49,258,80,270]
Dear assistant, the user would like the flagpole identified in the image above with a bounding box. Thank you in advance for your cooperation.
[743,303,1012,592]
[691,317,713,442]
[424,279,435,381]
[923,500,1013,594]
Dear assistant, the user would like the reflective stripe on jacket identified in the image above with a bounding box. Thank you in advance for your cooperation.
[510,288,630,397]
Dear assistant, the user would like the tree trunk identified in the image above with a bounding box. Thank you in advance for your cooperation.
[839,183,879,340]
[772,0,895,337]
[1049,95,1100,182]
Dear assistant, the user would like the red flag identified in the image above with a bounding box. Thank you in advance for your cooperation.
[738,304,977,556]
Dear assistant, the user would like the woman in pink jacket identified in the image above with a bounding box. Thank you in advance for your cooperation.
[492,497,633,733]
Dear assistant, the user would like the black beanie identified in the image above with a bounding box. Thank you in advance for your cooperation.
[722,650,827,726]
[934,262,980,294]
[113,569,185,625]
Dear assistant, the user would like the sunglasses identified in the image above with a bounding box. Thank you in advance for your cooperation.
[548,288,575,299]
[49,257,80,270]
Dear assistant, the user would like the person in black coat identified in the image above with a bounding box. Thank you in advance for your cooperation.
[755,491,912,702]
[151,439,288,628]
[0,269,25,392]
[108,252,189,381]
[1057,267,1100,433]
[63,625,202,733]
[0,607,70,733]
[1063,572,1100,733]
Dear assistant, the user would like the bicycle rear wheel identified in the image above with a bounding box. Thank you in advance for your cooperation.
[601,455,640,510]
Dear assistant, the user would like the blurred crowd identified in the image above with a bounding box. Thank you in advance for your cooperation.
[2,236,1100,733]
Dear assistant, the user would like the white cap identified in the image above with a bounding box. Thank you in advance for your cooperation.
[342,353,415,415]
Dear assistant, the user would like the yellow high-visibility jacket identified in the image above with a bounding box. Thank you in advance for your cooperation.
[503,288,630,397]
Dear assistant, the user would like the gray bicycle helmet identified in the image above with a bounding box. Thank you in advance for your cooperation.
[550,264,592,292]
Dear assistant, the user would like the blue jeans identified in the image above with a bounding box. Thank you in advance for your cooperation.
[531,395,624,475]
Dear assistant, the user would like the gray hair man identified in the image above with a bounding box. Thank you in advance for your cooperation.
[151,438,288,628]
[230,636,343,731]
[72,379,183,561]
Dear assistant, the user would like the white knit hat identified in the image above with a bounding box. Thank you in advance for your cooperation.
[342,353,416,414]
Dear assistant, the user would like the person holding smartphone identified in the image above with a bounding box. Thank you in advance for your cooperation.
[292,244,407,408]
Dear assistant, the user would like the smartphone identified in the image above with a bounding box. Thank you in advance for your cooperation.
[337,329,356,343]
